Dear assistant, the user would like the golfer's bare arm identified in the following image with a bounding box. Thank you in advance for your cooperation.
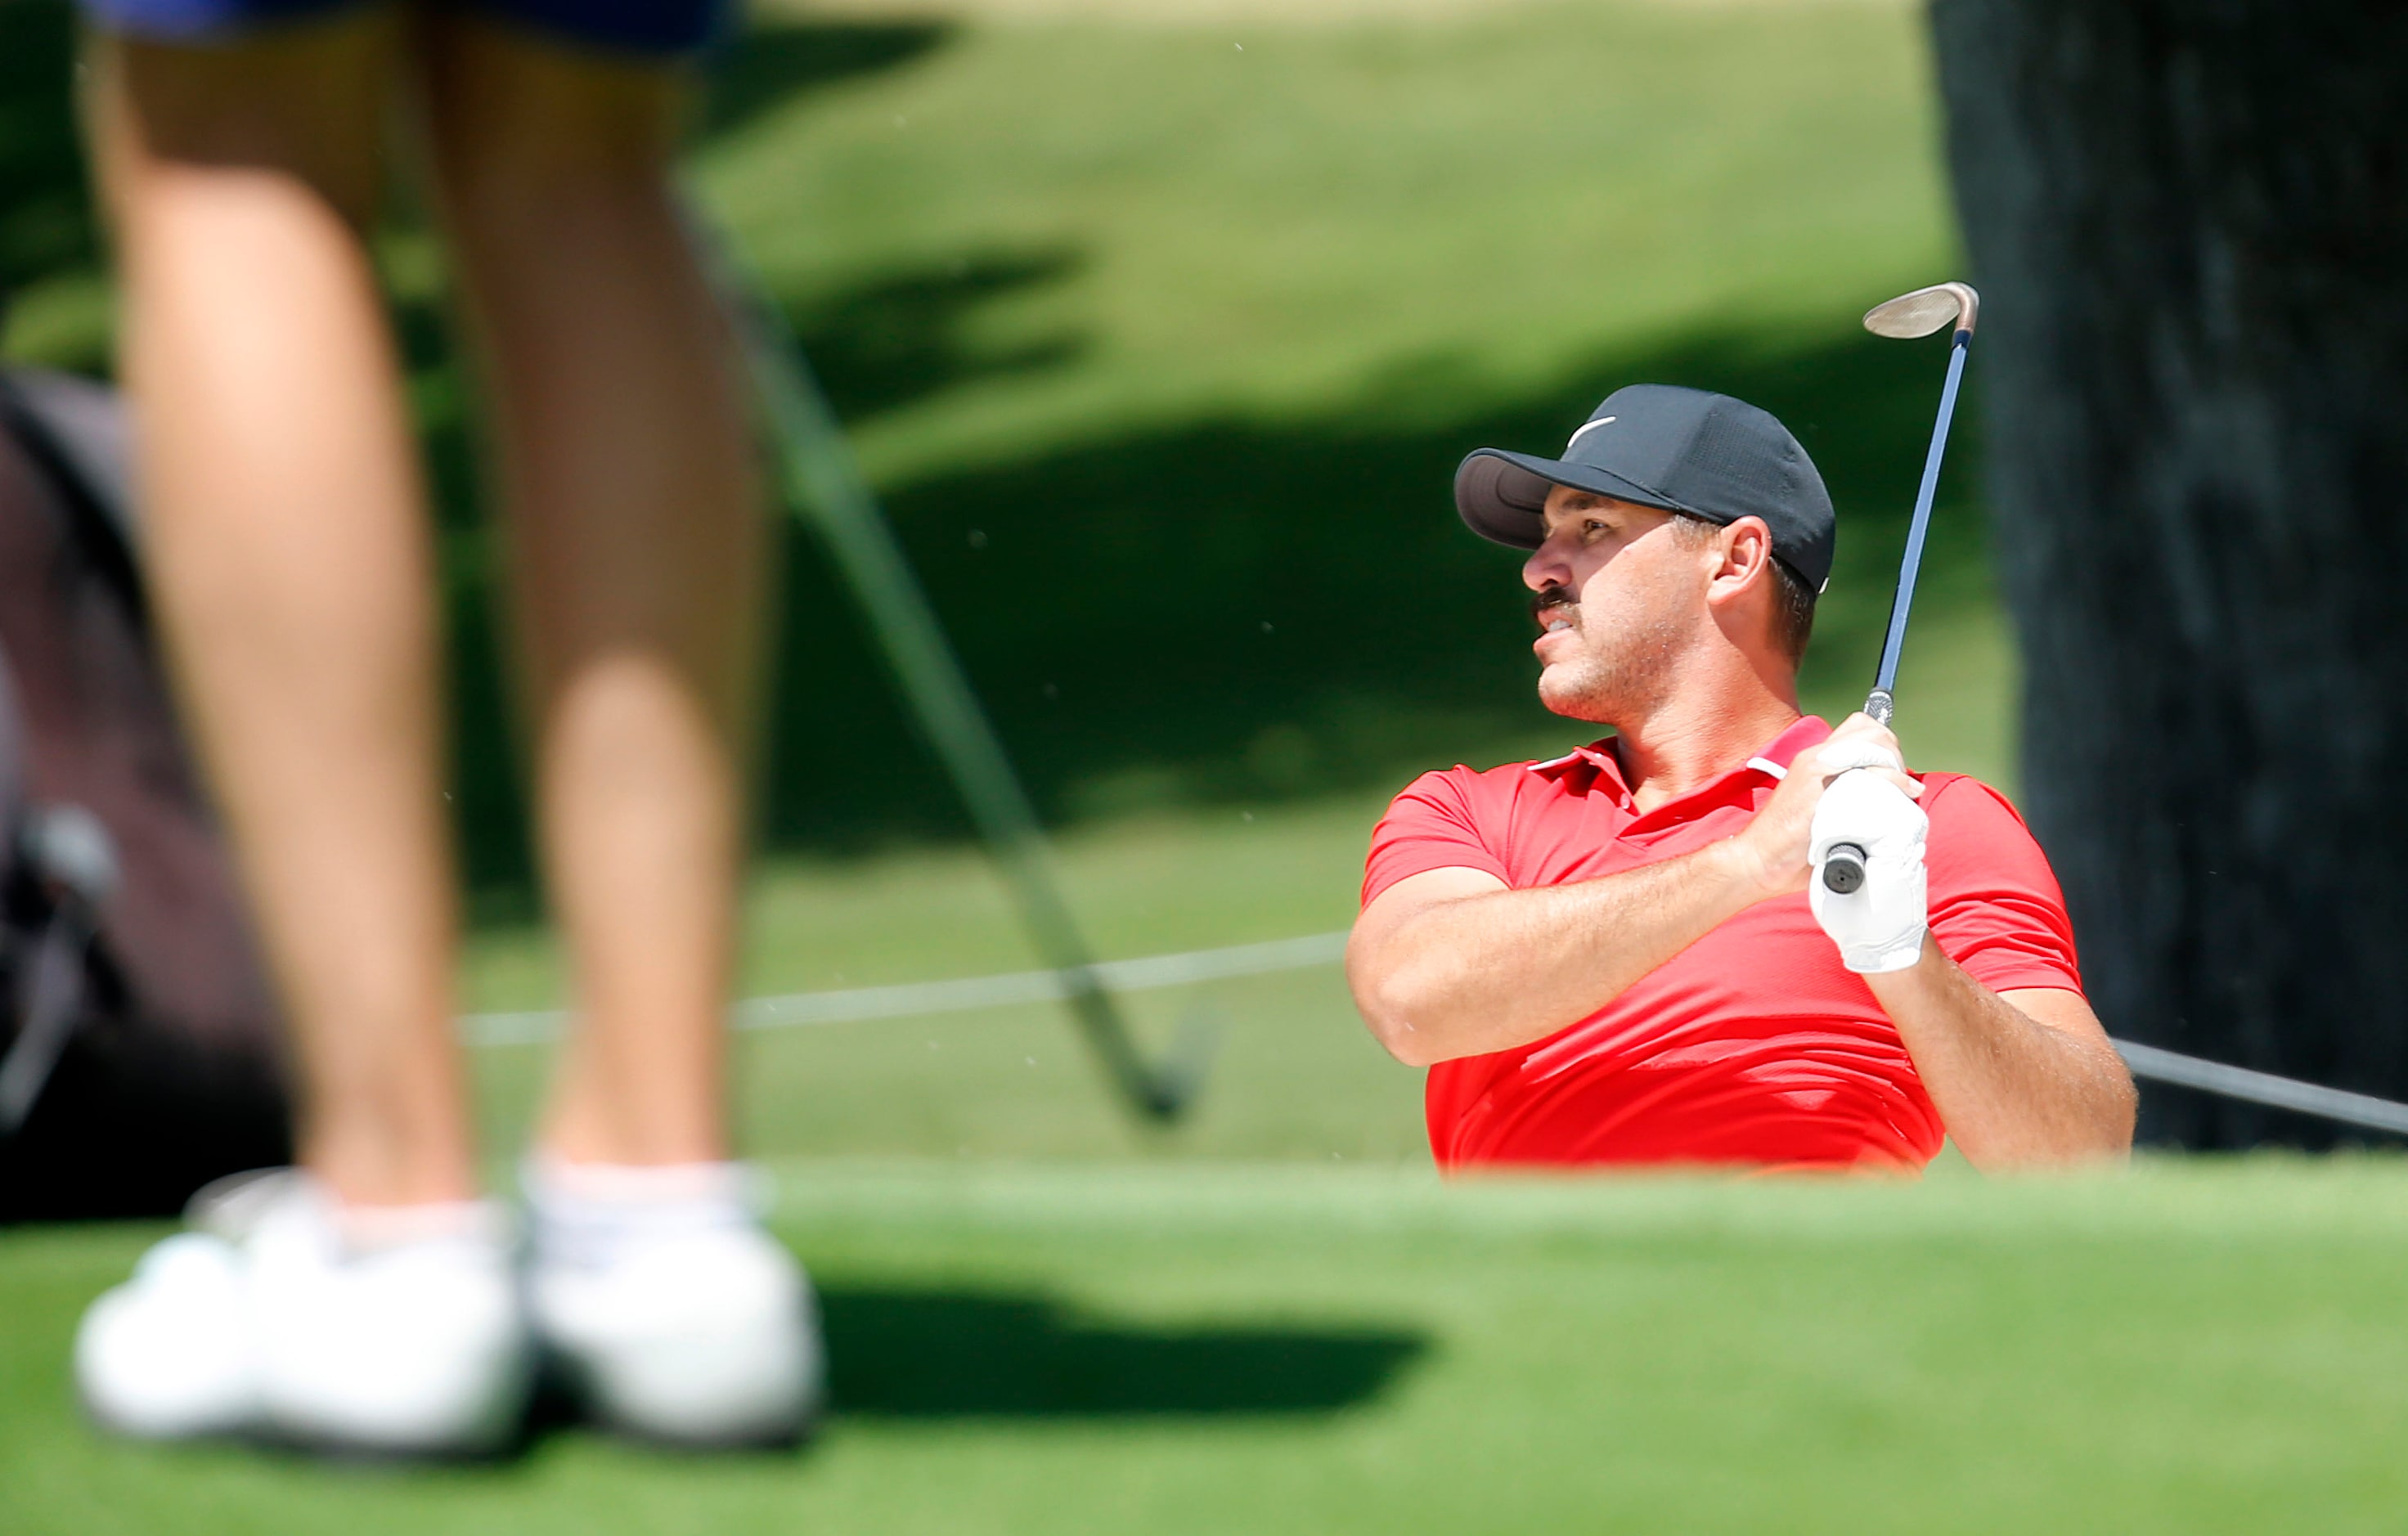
[1351,867,2132,1165]
[1869,960,2133,1166]
[1349,718,2135,1167]
[1349,719,1884,1069]
[1347,849,1764,1067]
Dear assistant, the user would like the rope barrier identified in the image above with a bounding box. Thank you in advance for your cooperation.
[461,932,1348,1047]
[465,928,2408,1138]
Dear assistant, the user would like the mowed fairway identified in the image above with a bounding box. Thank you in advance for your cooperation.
[7,1160,2408,1534]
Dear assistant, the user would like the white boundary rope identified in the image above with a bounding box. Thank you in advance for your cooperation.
[465,928,2408,1137]
[463,931,1350,1048]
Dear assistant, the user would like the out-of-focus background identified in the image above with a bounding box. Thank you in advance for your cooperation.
[446,0,2006,1163]
[7,0,2408,1529]
[6,0,2010,1162]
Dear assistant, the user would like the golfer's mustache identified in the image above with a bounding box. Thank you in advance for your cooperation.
[1532,586,1578,625]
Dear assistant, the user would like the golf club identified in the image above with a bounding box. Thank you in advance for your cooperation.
[1820,281,1978,896]
[691,203,1216,1124]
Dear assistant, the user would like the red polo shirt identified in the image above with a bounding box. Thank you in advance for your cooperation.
[1361,717,2083,1172]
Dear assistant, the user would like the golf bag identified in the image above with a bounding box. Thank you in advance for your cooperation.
[0,366,290,1221]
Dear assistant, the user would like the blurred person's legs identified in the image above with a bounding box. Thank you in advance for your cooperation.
[88,14,477,1213]
[72,0,811,1448]
[411,17,813,1444]
[74,15,528,1453]
[415,16,761,1174]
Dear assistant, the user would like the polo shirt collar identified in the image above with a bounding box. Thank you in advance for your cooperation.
[1741,714,1832,779]
[1529,714,1832,807]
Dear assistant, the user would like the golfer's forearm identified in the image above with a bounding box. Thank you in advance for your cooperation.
[1869,942,2136,1167]
[1353,840,1768,1066]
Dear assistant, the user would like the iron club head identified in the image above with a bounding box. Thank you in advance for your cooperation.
[1863,281,1979,339]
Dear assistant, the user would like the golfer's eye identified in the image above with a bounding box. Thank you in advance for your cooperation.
[1584,519,1609,537]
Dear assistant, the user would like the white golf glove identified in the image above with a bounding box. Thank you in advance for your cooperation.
[1808,761,1929,975]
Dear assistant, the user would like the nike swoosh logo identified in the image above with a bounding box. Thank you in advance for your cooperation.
[1566,415,1616,451]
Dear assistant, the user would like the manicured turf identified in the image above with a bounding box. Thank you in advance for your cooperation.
[698,0,1951,480]
[464,787,1428,1161]
[683,0,2004,859]
[8,1158,2408,1534]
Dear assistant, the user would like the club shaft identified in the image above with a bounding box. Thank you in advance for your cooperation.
[694,209,1191,1123]
[1871,330,1970,699]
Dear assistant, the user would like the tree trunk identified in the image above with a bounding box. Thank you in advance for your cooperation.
[1928,0,2408,1146]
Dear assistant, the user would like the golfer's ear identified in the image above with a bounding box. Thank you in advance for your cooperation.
[1708,517,1776,599]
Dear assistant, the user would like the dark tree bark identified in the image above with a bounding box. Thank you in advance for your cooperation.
[1929,1,2408,1146]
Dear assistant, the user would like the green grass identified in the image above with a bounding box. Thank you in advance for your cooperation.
[465,786,1427,1162]
[698,0,1950,478]
[685,0,2003,859]
[8,1158,2408,1534]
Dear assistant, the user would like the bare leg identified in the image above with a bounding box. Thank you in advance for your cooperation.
[415,20,766,1166]
[88,18,477,1206]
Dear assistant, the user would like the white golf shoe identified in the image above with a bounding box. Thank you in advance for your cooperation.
[74,1170,532,1455]
[523,1159,823,1447]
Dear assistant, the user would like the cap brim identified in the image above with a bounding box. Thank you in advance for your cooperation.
[1453,449,1698,550]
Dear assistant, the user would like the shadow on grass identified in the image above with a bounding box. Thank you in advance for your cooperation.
[732,321,1988,860]
[508,1284,1423,1452]
[788,249,1088,424]
[701,18,951,143]
[820,1285,1426,1418]
[435,291,1989,894]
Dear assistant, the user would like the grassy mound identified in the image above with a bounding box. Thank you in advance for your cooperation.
[7,1158,2406,1534]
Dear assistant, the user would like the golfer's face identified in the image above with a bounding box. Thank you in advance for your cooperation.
[1521,487,1697,721]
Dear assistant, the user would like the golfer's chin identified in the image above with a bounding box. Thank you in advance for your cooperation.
[1535,662,1615,724]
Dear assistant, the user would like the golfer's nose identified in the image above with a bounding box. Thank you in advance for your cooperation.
[1522,539,1573,593]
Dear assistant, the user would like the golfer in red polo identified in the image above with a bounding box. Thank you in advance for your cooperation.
[1349,386,2136,1171]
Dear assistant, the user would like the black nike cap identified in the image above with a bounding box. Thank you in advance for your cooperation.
[1453,384,1836,592]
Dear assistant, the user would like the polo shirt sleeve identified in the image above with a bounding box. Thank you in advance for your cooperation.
[1362,767,1513,908]
[1921,775,2084,996]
